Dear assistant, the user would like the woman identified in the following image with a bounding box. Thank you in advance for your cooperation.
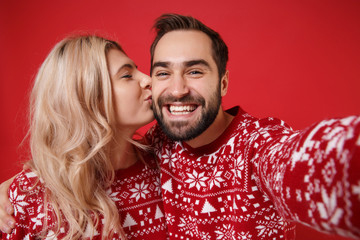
[0,35,167,239]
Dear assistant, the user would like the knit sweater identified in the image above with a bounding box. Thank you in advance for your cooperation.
[146,106,360,240]
[2,155,168,239]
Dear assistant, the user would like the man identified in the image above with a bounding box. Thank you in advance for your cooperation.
[1,14,360,239]
[146,14,360,239]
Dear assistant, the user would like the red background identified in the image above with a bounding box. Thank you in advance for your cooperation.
[0,1,359,239]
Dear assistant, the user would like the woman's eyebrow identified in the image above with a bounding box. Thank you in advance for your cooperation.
[114,63,135,76]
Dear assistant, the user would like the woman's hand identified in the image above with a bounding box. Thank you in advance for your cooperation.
[0,177,15,234]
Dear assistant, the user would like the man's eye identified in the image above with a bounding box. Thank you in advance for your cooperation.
[156,72,169,77]
[188,70,203,76]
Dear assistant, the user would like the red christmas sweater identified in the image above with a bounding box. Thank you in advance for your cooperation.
[2,155,168,239]
[146,106,360,240]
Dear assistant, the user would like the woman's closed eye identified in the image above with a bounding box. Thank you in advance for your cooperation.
[121,74,133,79]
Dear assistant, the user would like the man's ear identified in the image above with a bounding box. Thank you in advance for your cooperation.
[221,70,229,97]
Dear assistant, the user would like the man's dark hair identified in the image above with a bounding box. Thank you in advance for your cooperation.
[150,13,229,79]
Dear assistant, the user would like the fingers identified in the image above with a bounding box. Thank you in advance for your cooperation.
[0,176,16,234]
[0,213,15,234]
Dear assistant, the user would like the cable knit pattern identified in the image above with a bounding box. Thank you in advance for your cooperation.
[146,106,360,240]
[2,155,168,239]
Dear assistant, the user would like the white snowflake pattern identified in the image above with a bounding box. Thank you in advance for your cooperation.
[208,166,225,189]
[9,188,29,215]
[238,231,253,239]
[165,213,175,225]
[129,181,150,201]
[215,224,236,240]
[317,186,343,225]
[31,205,45,230]
[107,188,120,201]
[232,155,245,180]
[153,176,162,196]
[185,170,209,190]
[255,213,284,238]
[322,158,337,186]
[200,231,211,240]
[178,215,200,237]
[162,148,177,169]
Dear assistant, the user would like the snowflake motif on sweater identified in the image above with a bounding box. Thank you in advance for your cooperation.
[2,156,169,239]
[146,106,360,240]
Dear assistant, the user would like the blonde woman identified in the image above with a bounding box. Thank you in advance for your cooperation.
[0,35,168,239]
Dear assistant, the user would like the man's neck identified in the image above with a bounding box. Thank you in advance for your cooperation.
[185,106,234,148]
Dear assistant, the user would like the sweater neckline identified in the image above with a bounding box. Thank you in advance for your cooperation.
[182,106,244,155]
[115,159,144,177]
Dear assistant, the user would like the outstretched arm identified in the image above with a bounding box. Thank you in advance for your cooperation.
[253,116,360,238]
[0,177,15,234]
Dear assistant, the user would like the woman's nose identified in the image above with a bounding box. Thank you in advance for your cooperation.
[139,72,152,89]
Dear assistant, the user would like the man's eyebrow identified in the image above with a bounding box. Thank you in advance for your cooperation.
[152,61,169,69]
[184,59,211,69]
[152,59,211,69]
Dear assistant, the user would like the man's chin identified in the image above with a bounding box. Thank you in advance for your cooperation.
[161,120,209,141]
[164,130,195,142]
[154,107,213,141]
[163,124,191,141]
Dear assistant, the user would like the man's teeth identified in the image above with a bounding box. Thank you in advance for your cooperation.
[169,105,196,115]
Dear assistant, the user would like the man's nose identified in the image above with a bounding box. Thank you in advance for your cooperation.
[169,74,189,98]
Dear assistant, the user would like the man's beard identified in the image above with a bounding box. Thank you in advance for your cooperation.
[152,86,221,141]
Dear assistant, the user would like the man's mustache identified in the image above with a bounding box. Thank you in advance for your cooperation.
[156,95,206,108]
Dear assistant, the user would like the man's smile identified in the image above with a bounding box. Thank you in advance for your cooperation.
[168,104,198,115]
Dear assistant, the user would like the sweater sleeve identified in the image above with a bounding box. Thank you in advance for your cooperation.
[252,116,360,238]
[2,171,44,240]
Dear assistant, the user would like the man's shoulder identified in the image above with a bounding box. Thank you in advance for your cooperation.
[226,106,293,142]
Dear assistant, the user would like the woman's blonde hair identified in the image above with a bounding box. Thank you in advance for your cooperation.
[27,35,127,239]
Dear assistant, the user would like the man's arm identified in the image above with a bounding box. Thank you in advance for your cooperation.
[253,116,360,238]
[0,177,15,234]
